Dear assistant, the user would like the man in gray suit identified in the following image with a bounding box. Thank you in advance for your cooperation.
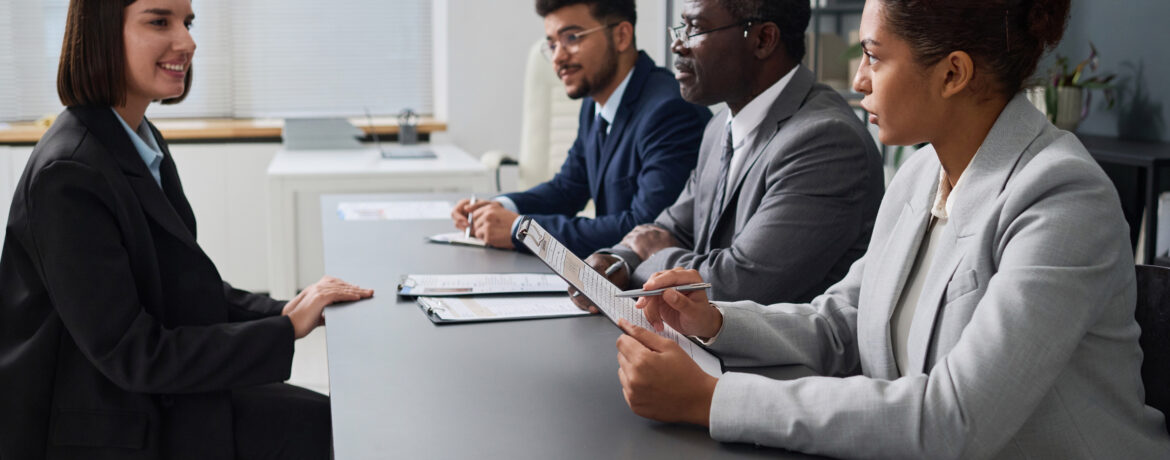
[571,0,882,310]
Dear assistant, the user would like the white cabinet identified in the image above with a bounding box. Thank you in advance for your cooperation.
[265,144,492,299]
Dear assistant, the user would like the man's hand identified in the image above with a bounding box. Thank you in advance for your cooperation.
[470,201,519,249]
[568,253,631,313]
[450,198,494,230]
[616,319,718,425]
[620,224,681,260]
[635,268,722,338]
[282,276,374,339]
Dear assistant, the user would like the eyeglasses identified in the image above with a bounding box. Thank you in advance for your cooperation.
[541,23,617,60]
[670,20,755,48]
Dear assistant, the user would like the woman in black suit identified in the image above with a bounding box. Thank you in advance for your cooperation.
[0,0,372,458]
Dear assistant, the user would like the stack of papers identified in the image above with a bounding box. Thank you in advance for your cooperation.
[337,201,452,221]
[398,273,568,296]
[417,296,588,323]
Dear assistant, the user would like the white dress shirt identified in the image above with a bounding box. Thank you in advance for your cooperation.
[723,65,799,182]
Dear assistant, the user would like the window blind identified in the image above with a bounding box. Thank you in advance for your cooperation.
[0,0,433,122]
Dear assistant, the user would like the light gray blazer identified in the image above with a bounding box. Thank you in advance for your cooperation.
[705,95,1170,458]
[607,66,883,304]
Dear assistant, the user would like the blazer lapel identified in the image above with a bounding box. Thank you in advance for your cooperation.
[707,67,815,236]
[867,188,933,379]
[695,124,730,253]
[904,225,965,375]
[592,52,653,200]
[148,122,198,237]
[902,95,1049,374]
[72,106,201,252]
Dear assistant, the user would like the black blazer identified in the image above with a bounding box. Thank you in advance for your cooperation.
[0,106,296,459]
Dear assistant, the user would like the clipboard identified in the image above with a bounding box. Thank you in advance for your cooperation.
[417,295,591,324]
[397,273,569,296]
[513,217,724,377]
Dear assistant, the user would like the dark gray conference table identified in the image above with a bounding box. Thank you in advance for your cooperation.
[320,193,821,459]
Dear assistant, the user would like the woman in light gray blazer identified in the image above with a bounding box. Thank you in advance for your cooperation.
[613,0,1170,458]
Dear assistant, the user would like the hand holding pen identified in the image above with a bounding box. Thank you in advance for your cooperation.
[465,194,477,239]
[633,267,722,338]
[450,194,485,235]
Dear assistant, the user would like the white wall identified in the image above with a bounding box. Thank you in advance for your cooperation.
[442,0,668,158]
[1045,0,1170,142]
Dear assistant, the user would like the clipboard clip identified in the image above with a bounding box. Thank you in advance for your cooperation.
[418,297,448,318]
[397,275,418,295]
[515,216,533,240]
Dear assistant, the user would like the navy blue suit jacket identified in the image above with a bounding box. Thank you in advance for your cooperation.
[503,51,710,257]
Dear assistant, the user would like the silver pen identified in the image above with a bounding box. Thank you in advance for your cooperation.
[464,194,477,239]
[615,282,712,298]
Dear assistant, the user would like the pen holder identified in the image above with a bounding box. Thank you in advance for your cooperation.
[397,108,419,145]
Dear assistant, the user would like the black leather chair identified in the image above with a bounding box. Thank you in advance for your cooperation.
[1135,264,1170,433]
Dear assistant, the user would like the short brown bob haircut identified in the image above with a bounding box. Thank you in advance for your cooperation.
[58,0,191,107]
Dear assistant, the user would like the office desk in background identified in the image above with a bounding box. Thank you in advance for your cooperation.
[318,193,819,460]
[266,145,492,299]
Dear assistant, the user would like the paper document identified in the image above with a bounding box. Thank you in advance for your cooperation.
[417,295,589,323]
[514,218,723,377]
[398,273,569,296]
[337,201,452,221]
[428,231,488,248]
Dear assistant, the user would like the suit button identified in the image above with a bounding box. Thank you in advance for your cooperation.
[160,395,174,407]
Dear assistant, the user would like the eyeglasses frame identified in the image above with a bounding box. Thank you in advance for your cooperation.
[541,22,620,61]
[669,19,758,47]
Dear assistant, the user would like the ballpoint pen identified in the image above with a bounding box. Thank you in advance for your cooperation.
[614,282,712,298]
[465,194,477,239]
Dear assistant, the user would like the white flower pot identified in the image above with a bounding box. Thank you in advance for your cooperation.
[1052,86,1084,131]
[1026,86,1085,132]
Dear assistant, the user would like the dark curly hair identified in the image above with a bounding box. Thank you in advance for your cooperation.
[879,0,1070,97]
[535,0,637,26]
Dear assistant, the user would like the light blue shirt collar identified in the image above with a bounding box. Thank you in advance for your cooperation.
[110,108,164,188]
[593,66,634,134]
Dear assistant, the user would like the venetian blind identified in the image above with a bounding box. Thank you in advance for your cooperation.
[0,0,432,122]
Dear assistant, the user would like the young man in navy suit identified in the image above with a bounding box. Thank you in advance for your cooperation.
[451,0,711,257]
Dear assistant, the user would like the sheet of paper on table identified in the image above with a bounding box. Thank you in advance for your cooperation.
[337,201,452,221]
[398,273,568,296]
[417,295,590,323]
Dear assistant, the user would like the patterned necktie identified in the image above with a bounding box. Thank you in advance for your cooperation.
[706,123,735,240]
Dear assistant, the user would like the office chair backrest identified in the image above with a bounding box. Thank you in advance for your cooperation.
[517,39,580,190]
[1135,264,1170,432]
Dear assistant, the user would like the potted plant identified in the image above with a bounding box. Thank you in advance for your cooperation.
[1029,42,1116,131]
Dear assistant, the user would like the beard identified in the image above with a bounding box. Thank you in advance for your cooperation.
[566,43,619,100]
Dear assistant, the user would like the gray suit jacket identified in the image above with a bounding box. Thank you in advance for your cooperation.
[705,95,1170,458]
[607,66,883,304]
